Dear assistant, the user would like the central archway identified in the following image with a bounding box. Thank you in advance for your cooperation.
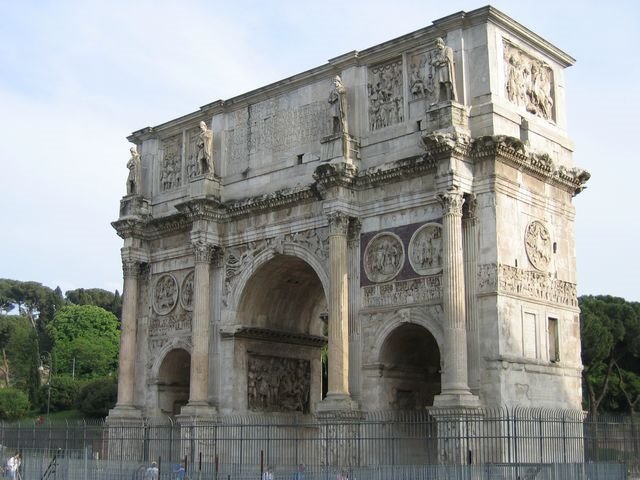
[235,254,327,414]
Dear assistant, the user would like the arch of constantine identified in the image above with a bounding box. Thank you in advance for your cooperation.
[110,6,589,423]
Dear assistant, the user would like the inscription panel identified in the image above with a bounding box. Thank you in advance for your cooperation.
[224,98,329,174]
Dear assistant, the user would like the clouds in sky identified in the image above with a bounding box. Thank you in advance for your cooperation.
[1,0,638,300]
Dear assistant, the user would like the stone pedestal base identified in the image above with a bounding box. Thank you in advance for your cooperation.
[119,194,150,218]
[188,175,221,200]
[320,133,360,164]
[107,405,143,422]
[178,403,218,419]
[422,101,469,135]
[316,393,359,414]
[433,392,481,408]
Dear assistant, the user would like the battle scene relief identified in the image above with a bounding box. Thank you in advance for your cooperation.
[247,354,311,413]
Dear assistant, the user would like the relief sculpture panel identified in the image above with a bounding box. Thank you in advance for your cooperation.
[368,58,404,131]
[504,41,554,121]
[524,220,551,271]
[408,223,443,276]
[152,274,179,315]
[363,232,404,283]
[160,135,182,191]
[247,354,310,413]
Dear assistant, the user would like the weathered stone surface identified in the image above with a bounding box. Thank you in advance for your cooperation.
[112,6,587,420]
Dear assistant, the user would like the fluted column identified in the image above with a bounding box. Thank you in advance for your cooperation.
[326,211,350,399]
[434,189,477,406]
[463,196,480,395]
[116,259,140,408]
[188,241,215,406]
[347,218,362,402]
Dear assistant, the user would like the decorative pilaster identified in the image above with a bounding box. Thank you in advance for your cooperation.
[463,195,480,395]
[347,218,362,403]
[115,259,140,410]
[434,189,478,407]
[318,211,355,411]
[187,240,216,409]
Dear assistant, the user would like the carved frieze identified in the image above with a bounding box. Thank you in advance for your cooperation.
[524,221,551,271]
[477,263,577,307]
[149,311,193,337]
[180,271,195,311]
[363,232,404,283]
[160,135,182,191]
[362,276,442,308]
[247,354,310,413]
[152,274,179,315]
[504,41,554,121]
[408,223,443,276]
[368,58,404,131]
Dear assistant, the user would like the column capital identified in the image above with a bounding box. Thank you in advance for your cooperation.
[438,189,465,216]
[122,259,140,278]
[193,240,217,264]
[327,211,350,236]
[463,194,478,223]
[347,218,362,246]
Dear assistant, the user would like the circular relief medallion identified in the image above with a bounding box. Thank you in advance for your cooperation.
[524,220,551,271]
[408,223,443,276]
[180,271,195,311]
[153,274,179,315]
[363,232,405,283]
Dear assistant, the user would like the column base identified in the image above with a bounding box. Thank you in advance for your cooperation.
[316,393,359,414]
[178,402,218,418]
[433,392,481,408]
[107,405,143,423]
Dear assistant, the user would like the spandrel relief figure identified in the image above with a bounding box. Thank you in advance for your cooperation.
[197,121,214,175]
[328,75,348,135]
[126,145,141,195]
[429,37,457,103]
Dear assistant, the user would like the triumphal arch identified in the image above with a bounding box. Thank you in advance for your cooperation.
[110,6,589,422]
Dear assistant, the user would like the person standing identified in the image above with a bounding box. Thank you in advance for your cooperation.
[6,452,21,480]
[144,461,159,480]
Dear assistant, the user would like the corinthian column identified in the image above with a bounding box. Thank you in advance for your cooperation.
[347,218,362,403]
[434,189,478,407]
[319,211,353,411]
[116,259,140,409]
[463,196,480,395]
[188,241,215,407]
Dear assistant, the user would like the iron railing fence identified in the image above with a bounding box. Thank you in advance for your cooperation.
[0,408,638,479]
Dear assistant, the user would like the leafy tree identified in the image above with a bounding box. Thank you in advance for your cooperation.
[76,377,117,418]
[0,388,30,420]
[580,295,640,416]
[48,305,120,379]
[39,375,83,413]
[4,316,40,404]
[65,288,122,318]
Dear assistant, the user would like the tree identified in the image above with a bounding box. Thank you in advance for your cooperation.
[4,316,40,404]
[65,288,122,318]
[580,295,640,416]
[48,305,120,379]
[76,377,117,417]
[0,388,30,420]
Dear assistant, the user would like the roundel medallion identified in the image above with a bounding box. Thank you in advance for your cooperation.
[524,220,551,271]
[152,273,179,315]
[363,232,404,283]
[408,223,443,276]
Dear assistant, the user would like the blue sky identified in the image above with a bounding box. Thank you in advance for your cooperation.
[1,0,638,301]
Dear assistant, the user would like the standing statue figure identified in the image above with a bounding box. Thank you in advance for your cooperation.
[197,121,214,175]
[328,75,348,135]
[429,37,457,104]
[126,145,141,195]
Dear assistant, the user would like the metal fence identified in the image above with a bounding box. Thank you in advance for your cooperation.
[0,408,638,480]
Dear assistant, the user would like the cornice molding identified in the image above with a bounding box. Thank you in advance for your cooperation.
[220,326,327,348]
[471,135,590,196]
